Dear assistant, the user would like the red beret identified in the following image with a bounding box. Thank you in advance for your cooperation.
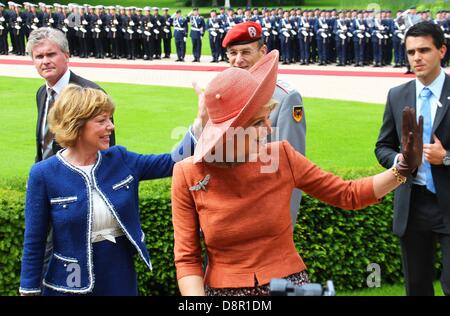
[222,21,262,48]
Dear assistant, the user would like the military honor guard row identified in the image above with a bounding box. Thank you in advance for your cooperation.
[1,3,449,68]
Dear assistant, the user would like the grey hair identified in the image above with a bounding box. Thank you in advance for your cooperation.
[26,27,69,56]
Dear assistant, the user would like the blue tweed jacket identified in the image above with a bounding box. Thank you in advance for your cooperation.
[20,133,194,294]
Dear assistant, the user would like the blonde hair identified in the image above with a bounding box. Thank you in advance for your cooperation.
[266,99,278,111]
[48,84,115,148]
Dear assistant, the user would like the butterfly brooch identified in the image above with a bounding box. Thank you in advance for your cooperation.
[189,174,210,192]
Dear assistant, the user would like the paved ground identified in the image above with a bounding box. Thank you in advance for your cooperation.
[0,54,433,104]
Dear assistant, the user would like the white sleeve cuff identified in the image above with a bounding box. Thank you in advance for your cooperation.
[392,154,401,168]
[19,287,41,295]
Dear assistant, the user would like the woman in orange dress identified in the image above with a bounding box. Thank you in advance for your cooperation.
[171,50,423,296]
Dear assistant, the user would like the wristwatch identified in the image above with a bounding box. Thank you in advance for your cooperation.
[443,151,450,166]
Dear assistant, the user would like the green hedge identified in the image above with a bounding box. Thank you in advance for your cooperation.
[1,177,405,296]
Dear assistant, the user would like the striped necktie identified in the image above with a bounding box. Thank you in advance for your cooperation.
[42,88,56,160]
[419,87,436,193]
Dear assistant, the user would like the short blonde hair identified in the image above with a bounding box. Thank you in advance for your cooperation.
[48,84,115,148]
[266,99,278,111]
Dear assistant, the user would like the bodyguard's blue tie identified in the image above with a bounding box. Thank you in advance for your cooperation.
[419,87,436,193]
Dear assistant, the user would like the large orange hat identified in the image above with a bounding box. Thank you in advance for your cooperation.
[193,50,279,163]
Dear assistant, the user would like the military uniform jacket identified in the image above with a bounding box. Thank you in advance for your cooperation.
[140,15,153,40]
[0,11,8,35]
[77,14,90,38]
[151,14,164,39]
[121,15,136,40]
[189,15,204,39]
[90,13,104,38]
[162,15,172,39]
[173,16,187,39]
[105,14,121,39]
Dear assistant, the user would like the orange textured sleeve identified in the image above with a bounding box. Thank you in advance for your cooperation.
[282,141,380,210]
[171,162,204,280]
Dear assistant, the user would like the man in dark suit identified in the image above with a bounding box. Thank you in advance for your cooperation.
[26,27,115,163]
[375,21,450,296]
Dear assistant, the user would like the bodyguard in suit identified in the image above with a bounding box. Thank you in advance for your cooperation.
[375,22,450,296]
[189,7,204,62]
[173,9,187,62]
[26,27,115,162]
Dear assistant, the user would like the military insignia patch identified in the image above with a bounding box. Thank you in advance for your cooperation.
[293,106,303,123]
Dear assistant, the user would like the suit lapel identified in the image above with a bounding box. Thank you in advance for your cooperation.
[404,80,417,112]
[432,74,450,134]
[69,70,76,83]
[36,85,48,141]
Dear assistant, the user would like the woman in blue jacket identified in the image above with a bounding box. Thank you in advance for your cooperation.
[19,84,202,295]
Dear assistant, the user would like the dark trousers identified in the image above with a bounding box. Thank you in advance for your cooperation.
[163,37,171,56]
[400,185,450,296]
[383,39,393,65]
[93,36,104,57]
[175,38,185,59]
[143,37,153,59]
[209,35,220,61]
[393,38,405,65]
[152,37,161,58]
[336,38,346,64]
[280,37,291,62]
[126,39,135,59]
[354,39,365,64]
[316,38,328,63]
[110,36,119,58]
[12,30,25,55]
[372,40,382,64]
[78,36,88,58]
[192,37,201,60]
[299,37,310,63]
[67,29,77,56]
[0,32,7,54]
